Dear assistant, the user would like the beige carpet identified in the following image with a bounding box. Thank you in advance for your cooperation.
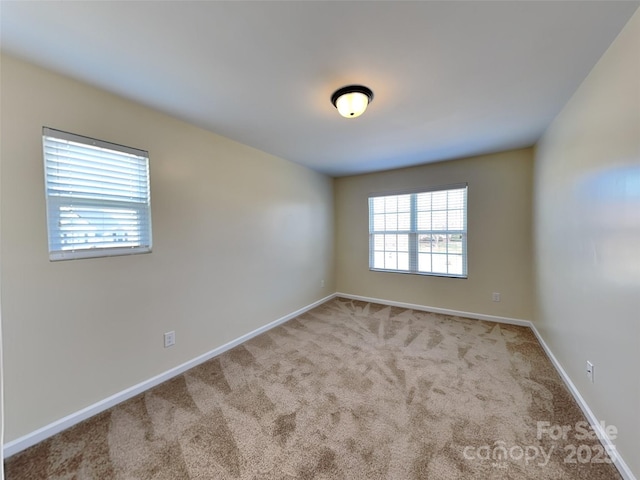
[5,297,621,479]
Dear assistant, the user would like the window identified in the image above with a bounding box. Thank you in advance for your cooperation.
[43,127,152,261]
[369,185,467,278]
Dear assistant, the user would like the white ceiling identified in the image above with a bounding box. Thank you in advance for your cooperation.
[1,1,638,177]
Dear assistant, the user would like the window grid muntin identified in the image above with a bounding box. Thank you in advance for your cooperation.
[369,186,467,278]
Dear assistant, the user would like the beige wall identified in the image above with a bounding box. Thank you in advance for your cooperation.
[335,148,534,320]
[0,54,335,442]
[534,10,640,477]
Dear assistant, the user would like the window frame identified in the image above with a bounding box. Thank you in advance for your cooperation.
[368,184,468,278]
[42,127,152,261]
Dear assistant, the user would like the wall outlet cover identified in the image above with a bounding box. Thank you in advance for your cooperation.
[164,331,176,348]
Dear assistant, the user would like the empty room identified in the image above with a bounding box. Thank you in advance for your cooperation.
[0,1,638,479]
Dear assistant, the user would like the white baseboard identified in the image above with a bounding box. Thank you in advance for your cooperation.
[4,291,636,480]
[529,325,637,480]
[335,292,533,327]
[3,294,336,459]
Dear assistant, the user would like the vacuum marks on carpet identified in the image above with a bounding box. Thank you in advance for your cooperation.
[5,298,621,479]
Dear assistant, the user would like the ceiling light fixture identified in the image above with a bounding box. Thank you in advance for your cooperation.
[331,85,374,118]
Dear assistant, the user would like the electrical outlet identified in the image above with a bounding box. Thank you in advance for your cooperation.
[586,361,594,383]
[164,331,176,348]
[492,292,501,302]
[320,279,325,288]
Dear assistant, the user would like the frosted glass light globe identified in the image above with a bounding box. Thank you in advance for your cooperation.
[336,91,369,118]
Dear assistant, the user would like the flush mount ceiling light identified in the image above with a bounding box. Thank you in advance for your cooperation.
[331,85,374,118]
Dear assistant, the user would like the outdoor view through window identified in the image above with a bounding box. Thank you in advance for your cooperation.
[368,186,467,277]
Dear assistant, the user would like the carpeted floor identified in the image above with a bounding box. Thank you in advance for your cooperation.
[4,297,621,479]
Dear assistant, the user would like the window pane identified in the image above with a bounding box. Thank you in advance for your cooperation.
[432,235,446,252]
[398,252,409,270]
[372,197,385,214]
[57,204,143,250]
[385,196,398,213]
[432,254,448,273]
[418,253,431,272]
[447,234,463,254]
[448,209,463,230]
[374,234,384,250]
[448,189,464,208]
[397,234,409,252]
[384,252,397,270]
[448,255,463,275]
[417,192,431,210]
[432,191,447,210]
[373,214,385,231]
[385,213,398,230]
[374,252,385,269]
[384,234,397,250]
[418,234,432,252]
[417,211,431,230]
[432,211,446,230]
[398,212,411,230]
[397,194,411,212]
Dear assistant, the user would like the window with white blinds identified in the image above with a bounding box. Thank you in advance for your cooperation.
[369,185,467,278]
[42,127,152,261]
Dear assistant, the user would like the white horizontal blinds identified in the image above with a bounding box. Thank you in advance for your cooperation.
[416,187,467,276]
[43,127,152,260]
[369,194,411,271]
[369,185,467,278]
